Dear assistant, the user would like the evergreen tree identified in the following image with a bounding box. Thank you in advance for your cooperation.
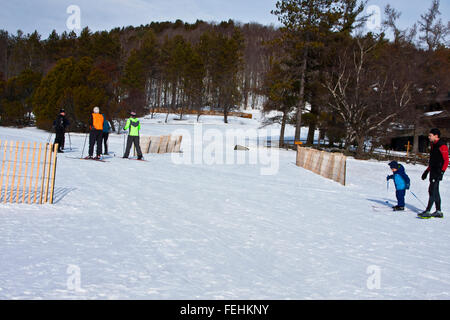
[262,59,298,146]
[0,69,41,126]
[33,57,108,131]
[272,0,344,141]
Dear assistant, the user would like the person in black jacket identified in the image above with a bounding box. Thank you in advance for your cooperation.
[418,128,449,219]
[53,109,70,153]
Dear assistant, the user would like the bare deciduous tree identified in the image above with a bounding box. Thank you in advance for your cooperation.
[323,34,414,156]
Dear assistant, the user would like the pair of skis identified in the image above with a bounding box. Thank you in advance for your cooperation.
[66,156,109,162]
[371,203,409,212]
[371,201,416,213]
[66,156,148,162]
[371,201,442,219]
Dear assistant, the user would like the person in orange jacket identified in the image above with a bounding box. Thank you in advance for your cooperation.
[87,106,104,159]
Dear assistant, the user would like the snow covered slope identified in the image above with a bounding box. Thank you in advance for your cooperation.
[0,114,449,299]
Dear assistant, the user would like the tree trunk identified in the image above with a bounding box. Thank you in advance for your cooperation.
[224,104,228,124]
[295,49,308,142]
[356,135,365,157]
[166,82,177,123]
[344,126,353,151]
[279,110,287,147]
[318,129,325,148]
[307,121,316,146]
[109,117,116,133]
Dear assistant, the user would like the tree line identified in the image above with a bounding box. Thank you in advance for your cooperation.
[0,1,449,158]
[0,19,278,131]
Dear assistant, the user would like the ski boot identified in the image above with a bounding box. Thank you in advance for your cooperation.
[393,206,405,211]
[417,210,432,219]
[431,211,444,218]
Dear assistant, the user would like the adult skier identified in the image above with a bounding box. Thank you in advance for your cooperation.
[87,106,104,160]
[418,128,449,219]
[122,111,143,160]
[53,109,70,153]
[102,116,111,155]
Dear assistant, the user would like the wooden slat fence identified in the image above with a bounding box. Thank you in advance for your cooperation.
[296,145,347,185]
[0,140,58,204]
[138,135,183,155]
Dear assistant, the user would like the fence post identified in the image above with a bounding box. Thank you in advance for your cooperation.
[0,140,7,201]
[22,142,31,204]
[28,142,37,204]
[43,144,53,203]
[9,142,20,203]
[4,142,14,204]
[327,154,336,180]
[316,151,324,175]
[39,143,49,204]
[164,135,171,153]
[156,136,164,153]
[342,156,347,186]
[49,144,58,204]
[34,143,43,204]
[174,136,183,153]
[15,142,25,203]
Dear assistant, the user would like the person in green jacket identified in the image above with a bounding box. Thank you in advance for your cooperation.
[123,111,143,160]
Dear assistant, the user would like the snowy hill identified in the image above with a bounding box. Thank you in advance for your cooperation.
[0,113,449,299]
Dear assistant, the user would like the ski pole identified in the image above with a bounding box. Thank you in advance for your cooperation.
[47,131,53,144]
[81,132,88,159]
[67,132,72,151]
[123,133,127,156]
[410,190,427,208]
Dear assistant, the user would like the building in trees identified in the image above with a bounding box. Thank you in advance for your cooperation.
[390,92,450,152]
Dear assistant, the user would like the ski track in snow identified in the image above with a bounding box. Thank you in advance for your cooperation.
[1,114,450,299]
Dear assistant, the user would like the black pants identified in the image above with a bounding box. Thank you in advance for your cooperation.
[102,132,109,154]
[54,131,65,151]
[89,130,103,157]
[123,136,142,158]
[426,178,441,212]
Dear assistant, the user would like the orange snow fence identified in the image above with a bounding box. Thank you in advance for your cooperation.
[0,140,59,204]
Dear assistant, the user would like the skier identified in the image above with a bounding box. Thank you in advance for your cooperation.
[418,128,449,219]
[386,160,410,211]
[102,116,111,155]
[122,111,143,160]
[53,109,70,153]
[87,106,104,160]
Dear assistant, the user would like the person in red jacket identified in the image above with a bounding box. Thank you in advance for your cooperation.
[418,128,449,219]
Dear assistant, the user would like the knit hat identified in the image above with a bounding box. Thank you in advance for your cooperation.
[388,161,398,169]
[429,128,441,137]
[93,107,100,113]
[59,109,65,113]
[130,111,136,116]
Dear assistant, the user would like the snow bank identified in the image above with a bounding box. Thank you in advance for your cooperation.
[0,114,449,299]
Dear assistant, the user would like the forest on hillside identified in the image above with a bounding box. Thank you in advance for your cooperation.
[0,0,449,157]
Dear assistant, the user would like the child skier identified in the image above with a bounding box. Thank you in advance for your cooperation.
[386,161,410,211]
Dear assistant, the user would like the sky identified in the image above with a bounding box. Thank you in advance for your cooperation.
[0,0,448,38]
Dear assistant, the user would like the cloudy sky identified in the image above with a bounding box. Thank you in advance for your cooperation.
[0,0,448,38]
